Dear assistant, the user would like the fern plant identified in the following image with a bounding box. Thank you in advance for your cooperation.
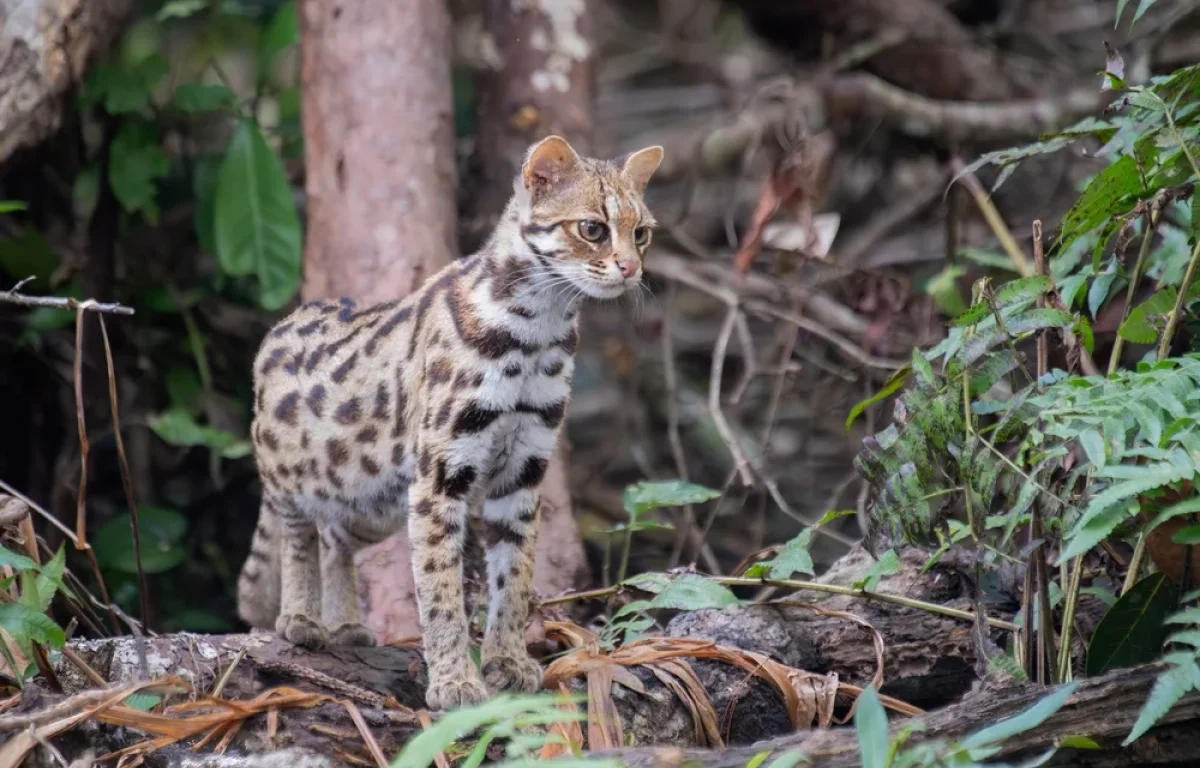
[851,6,1200,745]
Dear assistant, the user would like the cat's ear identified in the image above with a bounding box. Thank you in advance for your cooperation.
[618,145,664,191]
[522,136,582,193]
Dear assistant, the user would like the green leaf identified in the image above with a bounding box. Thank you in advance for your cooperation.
[621,572,672,594]
[0,200,27,213]
[855,549,902,591]
[1078,430,1107,468]
[764,751,811,768]
[150,409,250,459]
[1133,0,1160,25]
[1058,155,1141,251]
[846,365,910,431]
[765,529,815,579]
[951,301,992,328]
[1086,572,1180,676]
[391,693,581,768]
[853,685,889,768]
[1124,661,1193,744]
[259,1,298,74]
[1120,288,1177,344]
[214,119,303,310]
[109,122,170,220]
[622,481,721,518]
[92,506,188,574]
[0,545,39,572]
[960,682,1078,750]
[0,603,66,647]
[746,752,770,768]
[1172,525,1200,544]
[173,83,235,113]
[1058,735,1100,750]
[648,574,738,611]
[122,692,163,711]
[995,276,1053,306]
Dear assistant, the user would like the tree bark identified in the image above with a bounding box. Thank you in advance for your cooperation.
[0,0,134,164]
[465,0,593,247]
[296,0,584,644]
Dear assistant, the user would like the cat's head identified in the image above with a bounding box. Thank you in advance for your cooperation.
[514,135,663,300]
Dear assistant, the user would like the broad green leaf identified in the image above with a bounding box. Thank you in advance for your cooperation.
[0,545,39,572]
[854,685,889,768]
[1086,572,1180,676]
[150,409,251,459]
[960,682,1078,750]
[1119,288,1176,344]
[92,506,188,574]
[846,365,910,431]
[173,83,235,113]
[1058,155,1141,251]
[0,603,66,647]
[765,528,815,579]
[109,122,170,220]
[622,480,720,518]
[214,119,303,310]
[925,264,968,317]
[0,200,26,213]
[648,574,738,611]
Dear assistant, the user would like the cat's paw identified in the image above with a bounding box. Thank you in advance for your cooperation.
[482,652,544,694]
[276,613,329,650]
[330,622,377,647]
[425,672,489,711]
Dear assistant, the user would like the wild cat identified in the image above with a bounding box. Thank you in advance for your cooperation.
[237,135,663,709]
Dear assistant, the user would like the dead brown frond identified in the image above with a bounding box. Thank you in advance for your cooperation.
[543,619,922,748]
[95,685,329,762]
[0,678,183,767]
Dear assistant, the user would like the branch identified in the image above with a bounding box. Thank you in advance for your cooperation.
[597,663,1200,767]
[826,73,1105,144]
[0,279,135,316]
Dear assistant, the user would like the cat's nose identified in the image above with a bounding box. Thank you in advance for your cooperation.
[617,258,640,279]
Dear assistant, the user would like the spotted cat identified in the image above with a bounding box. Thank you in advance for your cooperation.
[236,136,663,709]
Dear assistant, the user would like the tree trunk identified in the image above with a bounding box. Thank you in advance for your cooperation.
[298,0,458,644]
[465,0,593,246]
[296,0,585,644]
[0,0,134,164]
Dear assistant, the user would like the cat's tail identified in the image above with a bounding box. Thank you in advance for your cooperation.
[237,500,282,629]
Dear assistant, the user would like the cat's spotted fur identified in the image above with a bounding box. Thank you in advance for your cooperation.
[236,136,663,709]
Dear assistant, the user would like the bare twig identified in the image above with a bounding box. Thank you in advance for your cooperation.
[0,280,134,315]
[710,306,755,486]
[97,316,151,636]
[1110,202,1162,374]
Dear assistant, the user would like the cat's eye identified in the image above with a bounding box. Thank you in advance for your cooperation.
[577,220,608,242]
[633,226,651,247]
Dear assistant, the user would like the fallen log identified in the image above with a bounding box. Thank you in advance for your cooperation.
[597,663,1200,767]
